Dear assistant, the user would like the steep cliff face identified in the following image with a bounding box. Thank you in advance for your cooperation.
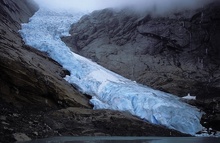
[63,2,220,99]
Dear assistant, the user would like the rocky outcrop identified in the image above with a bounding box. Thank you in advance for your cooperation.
[63,2,220,100]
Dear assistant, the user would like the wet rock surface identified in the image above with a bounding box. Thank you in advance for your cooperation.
[180,97,220,134]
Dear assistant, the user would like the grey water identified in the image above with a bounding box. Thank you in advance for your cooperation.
[26,137,220,143]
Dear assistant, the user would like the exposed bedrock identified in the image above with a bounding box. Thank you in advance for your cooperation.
[63,2,220,100]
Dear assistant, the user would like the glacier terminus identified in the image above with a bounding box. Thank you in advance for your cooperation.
[20,8,203,135]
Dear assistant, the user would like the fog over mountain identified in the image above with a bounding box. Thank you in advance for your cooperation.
[34,0,216,14]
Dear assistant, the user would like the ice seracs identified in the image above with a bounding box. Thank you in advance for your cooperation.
[20,8,203,135]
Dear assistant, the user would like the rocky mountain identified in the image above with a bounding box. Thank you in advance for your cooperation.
[0,0,190,142]
[63,1,220,135]
[63,2,220,100]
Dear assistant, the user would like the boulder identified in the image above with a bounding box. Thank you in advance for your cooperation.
[13,133,31,142]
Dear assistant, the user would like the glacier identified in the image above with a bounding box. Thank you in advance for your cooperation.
[20,8,203,135]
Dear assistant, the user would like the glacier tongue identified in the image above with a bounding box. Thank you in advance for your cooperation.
[20,8,203,135]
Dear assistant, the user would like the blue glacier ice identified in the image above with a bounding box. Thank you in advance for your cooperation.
[20,8,203,135]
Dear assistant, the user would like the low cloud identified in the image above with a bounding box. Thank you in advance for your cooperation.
[34,0,216,14]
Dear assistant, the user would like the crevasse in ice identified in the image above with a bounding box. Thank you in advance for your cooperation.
[20,8,203,135]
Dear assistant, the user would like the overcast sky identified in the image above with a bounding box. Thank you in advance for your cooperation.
[34,0,215,13]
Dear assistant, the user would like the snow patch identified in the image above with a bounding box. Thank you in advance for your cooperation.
[182,93,196,100]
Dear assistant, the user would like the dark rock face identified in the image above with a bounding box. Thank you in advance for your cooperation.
[63,2,220,99]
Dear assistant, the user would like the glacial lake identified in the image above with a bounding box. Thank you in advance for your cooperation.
[26,137,220,143]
